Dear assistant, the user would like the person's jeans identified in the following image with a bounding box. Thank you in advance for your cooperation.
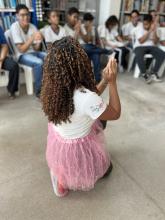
[82,44,110,82]
[19,51,46,95]
[114,47,129,69]
[2,56,19,94]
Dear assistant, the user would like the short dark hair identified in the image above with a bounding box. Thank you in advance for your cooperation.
[143,14,152,22]
[83,13,94,21]
[16,4,29,13]
[67,7,79,15]
[47,9,59,19]
[105,15,119,28]
[131,10,140,16]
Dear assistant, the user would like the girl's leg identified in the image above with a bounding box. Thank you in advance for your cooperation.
[50,170,69,197]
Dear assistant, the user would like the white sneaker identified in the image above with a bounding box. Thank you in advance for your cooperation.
[50,170,68,197]
[151,74,163,83]
[15,91,20,96]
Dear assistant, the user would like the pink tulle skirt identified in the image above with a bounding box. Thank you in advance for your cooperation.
[46,121,110,191]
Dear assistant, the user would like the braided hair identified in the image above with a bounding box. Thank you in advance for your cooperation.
[41,36,97,125]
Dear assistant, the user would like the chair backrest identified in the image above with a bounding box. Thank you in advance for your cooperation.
[4,29,16,57]
[39,27,52,51]
[42,38,47,51]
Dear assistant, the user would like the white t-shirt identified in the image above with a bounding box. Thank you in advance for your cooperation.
[100,25,118,41]
[122,21,143,39]
[157,27,165,52]
[157,27,165,41]
[78,24,95,44]
[41,25,66,43]
[64,23,93,45]
[99,25,124,48]
[53,88,107,139]
[134,26,155,48]
[64,23,76,38]
[10,21,37,59]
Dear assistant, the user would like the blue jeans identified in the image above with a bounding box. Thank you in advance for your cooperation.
[19,51,46,94]
[82,44,110,82]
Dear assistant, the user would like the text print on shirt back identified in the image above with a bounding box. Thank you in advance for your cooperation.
[90,100,104,113]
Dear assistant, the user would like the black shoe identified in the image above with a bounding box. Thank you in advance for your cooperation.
[142,73,152,84]
[100,120,107,130]
[8,92,16,100]
[101,162,113,179]
[36,92,40,99]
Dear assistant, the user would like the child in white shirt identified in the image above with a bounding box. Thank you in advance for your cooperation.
[100,15,129,72]
[122,10,143,47]
[10,4,46,97]
[64,8,110,82]
[40,10,66,49]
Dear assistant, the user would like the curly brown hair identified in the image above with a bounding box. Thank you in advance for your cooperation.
[41,36,97,125]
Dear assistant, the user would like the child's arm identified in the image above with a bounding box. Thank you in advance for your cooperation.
[116,35,123,42]
[99,58,121,121]
[32,32,43,51]
[79,24,94,43]
[0,44,8,64]
[97,53,116,95]
[96,71,108,95]
[153,33,159,44]
[138,31,151,44]
[152,30,159,44]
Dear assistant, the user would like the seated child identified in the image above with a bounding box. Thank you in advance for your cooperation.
[100,15,129,72]
[40,10,66,49]
[64,7,109,83]
[10,4,46,97]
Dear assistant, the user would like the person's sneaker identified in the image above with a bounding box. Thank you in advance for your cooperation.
[143,74,153,84]
[8,93,16,100]
[151,74,163,83]
[36,92,40,98]
[50,170,69,197]
[36,89,41,99]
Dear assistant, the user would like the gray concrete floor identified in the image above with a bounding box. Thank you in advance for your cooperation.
[0,73,165,220]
